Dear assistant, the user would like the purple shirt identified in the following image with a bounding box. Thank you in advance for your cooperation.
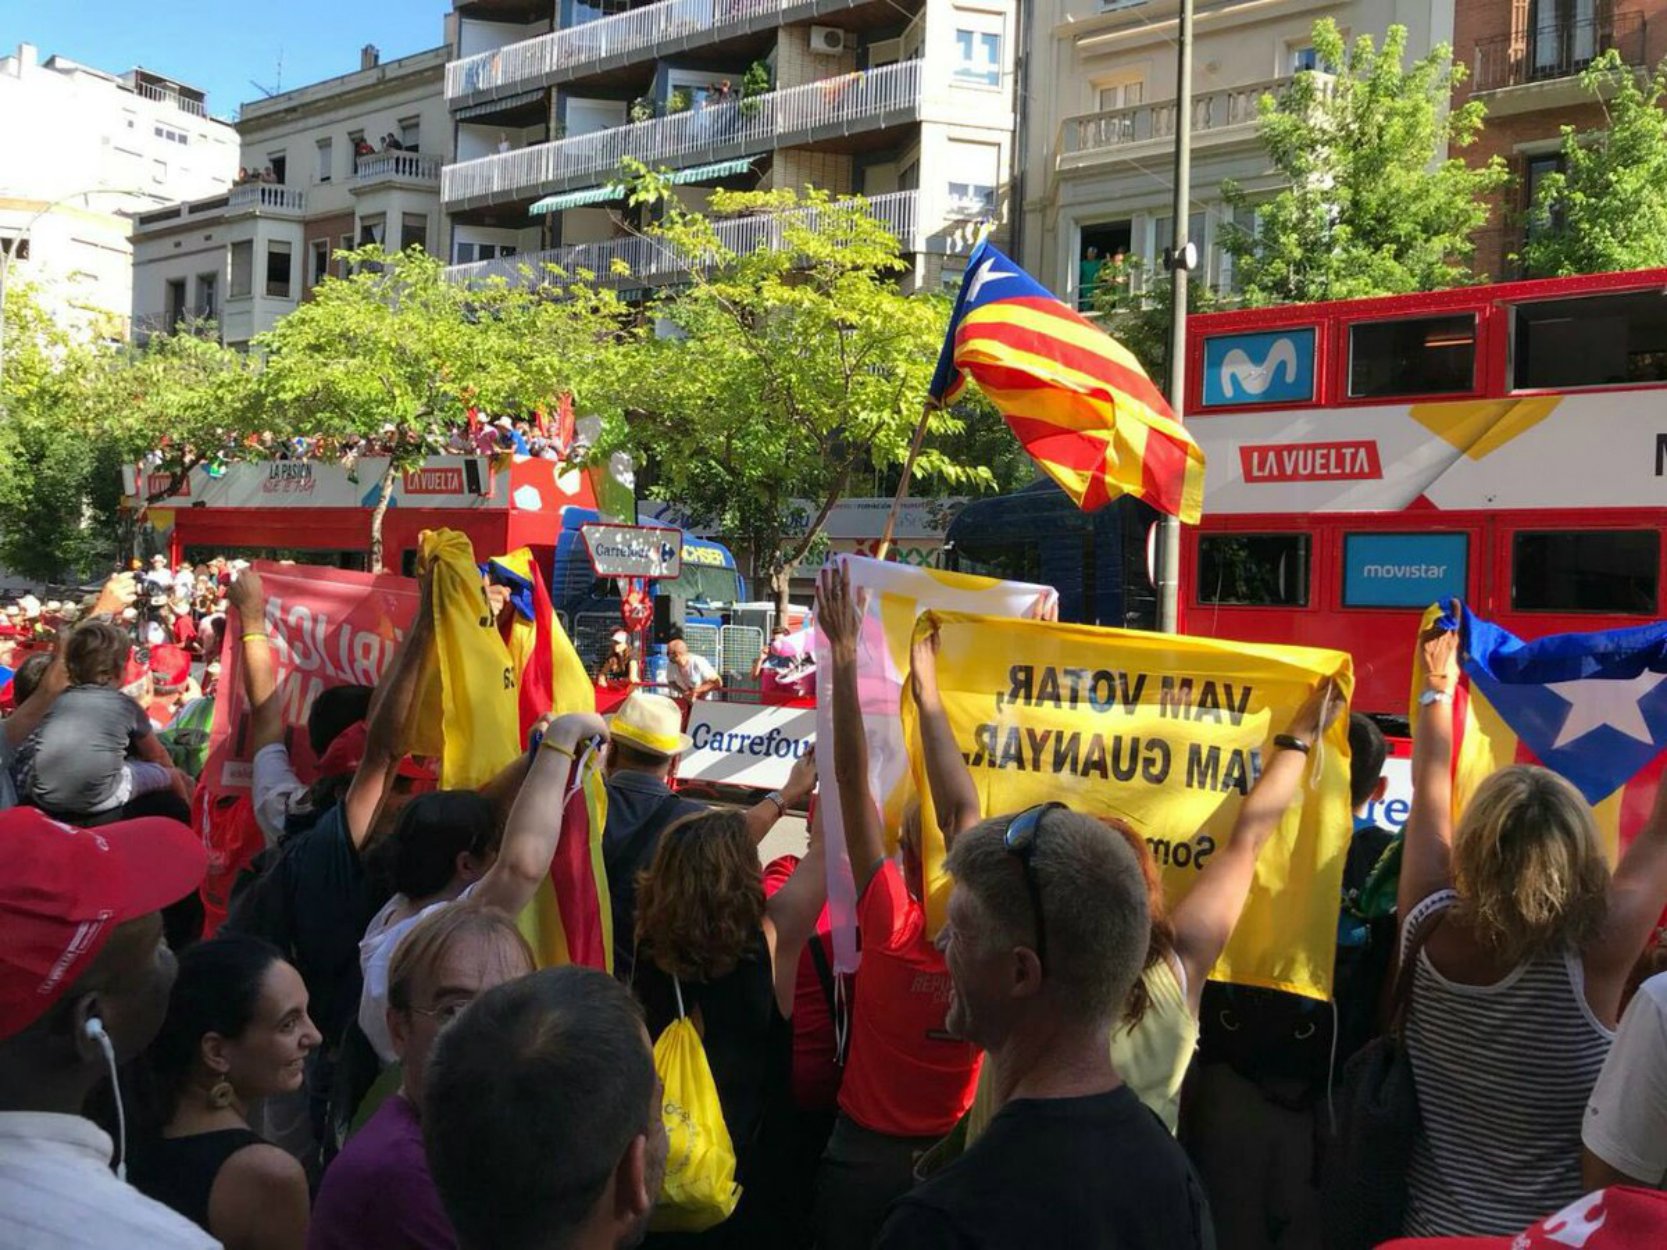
[308,1094,454,1250]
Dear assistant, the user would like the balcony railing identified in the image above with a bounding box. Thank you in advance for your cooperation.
[132,79,209,117]
[1060,75,1304,158]
[352,151,444,185]
[447,0,862,103]
[444,60,925,209]
[1473,12,1645,92]
[227,184,306,213]
[447,189,920,286]
[133,306,217,343]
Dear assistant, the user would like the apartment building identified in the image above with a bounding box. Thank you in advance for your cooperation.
[1018,0,1451,309]
[130,43,452,349]
[1455,0,1667,279]
[440,0,1021,291]
[0,44,238,337]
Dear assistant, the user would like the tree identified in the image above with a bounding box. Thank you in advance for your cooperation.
[1090,255,1215,389]
[253,247,633,569]
[1222,20,1507,304]
[613,177,997,611]
[1519,52,1667,277]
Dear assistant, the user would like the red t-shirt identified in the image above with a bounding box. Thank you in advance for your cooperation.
[763,855,842,1113]
[838,859,981,1138]
[173,614,198,648]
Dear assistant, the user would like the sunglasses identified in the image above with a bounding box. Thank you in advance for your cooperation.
[1002,802,1065,973]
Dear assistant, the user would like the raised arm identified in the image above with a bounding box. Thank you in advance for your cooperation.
[1584,761,1667,1008]
[1170,680,1340,1013]
[741,748,816,845]
[343,570,435,852]
[5,638,68,747]
[1398,619,1460,922]
[473,712,609,917]
[910,618,980,847]
[226,570,284,755]
[765,802,827,1017]
[817,563,886,895]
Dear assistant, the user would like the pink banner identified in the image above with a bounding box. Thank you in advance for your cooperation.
[203,562,420,797]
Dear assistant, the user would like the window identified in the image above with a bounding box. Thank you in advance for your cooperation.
[1513,530,1659,614]
[337,234,353,279]
[953,29,1001,87]
[399,116,421,152]
[265,241,292,298]
[400,213,428,252]
[1197,534,1310,607]
[229,241,253,297]
[947,183,996,218]
[1514,290,1667,389]
[348,129,367,171]
[358,215,386,248]
[1290,44,1320,73]
[153,124,189,145]
[1532,0,1598,78]
[268,152,287,184]
[316,137,333,183]
[196,272,216,318]
[1348,314,1476,398]
[1097,79,1144,111]
[1078,220,1133,311]
[898,160,919,193]
[152,158,167,183]
[944,140,1000,220]
[1524,153,1564,241]
[311,239,330,286]
[1343,533,1469,608]
[0,236,29,261]
[1153,210,1207,285]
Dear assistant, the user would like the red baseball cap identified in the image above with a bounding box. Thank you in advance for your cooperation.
[149,643,191,692]
[313,720,438,785]
[1379,1187,1667,1250]
[0,807,207,1040]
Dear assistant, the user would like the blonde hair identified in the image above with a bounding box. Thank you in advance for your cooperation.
[1452,765,1609,966]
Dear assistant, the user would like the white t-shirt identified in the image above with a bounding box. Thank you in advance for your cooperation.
[357,883,480,1064]
[250,742,308,846]
[1583,971,1667,1186]
[670,652,718,697]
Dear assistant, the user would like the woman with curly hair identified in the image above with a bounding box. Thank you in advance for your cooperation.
[1397,618,1667,1236]
[632,805,826,1247]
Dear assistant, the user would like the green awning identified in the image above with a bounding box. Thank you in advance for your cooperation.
[529,157,756,215]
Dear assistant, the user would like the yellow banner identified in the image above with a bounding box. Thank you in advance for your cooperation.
[905,612,1355,1000]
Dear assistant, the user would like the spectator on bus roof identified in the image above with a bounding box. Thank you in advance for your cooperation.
[666,636,721,702]
[144,555,174,596]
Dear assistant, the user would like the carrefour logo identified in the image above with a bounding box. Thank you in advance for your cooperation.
[1203,328,1316,407]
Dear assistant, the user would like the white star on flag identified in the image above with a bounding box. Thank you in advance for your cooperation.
[1546,669,1667,749]
[966,255,1015,303]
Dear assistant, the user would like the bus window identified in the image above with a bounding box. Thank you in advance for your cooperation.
[1348,314,1476,399]
[1343,532,1468,608]
[1197,534,1309,607]
[1513,290,1667,390]
[1512,530,1660,614]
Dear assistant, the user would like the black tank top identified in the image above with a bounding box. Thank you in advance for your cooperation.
[130,1126,266,1233]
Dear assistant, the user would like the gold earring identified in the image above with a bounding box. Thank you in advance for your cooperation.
[207,1078,234,1110]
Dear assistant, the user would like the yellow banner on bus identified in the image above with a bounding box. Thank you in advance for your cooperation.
[905,612,1355,1000]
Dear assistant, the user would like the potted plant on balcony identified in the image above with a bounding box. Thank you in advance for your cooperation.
[666,87,693,115]
[740,60,771,117]
[630,96,655,123]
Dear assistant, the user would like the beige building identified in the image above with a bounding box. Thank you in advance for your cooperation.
[130,42,452,349]
[440,0,1021,291]
[1019,0,1453,309]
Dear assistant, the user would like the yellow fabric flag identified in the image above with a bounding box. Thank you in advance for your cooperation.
[905,611,1354,1000]
[407,529,522,790]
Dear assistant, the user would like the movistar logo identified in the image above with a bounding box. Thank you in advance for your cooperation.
[1220,337,1299,399]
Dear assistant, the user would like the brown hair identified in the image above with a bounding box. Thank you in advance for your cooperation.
[635,810,764,981]
[65,620,131,687]
[1101,819,1178,1030]
[1452,765,1610,967]
[387,904,534,1013]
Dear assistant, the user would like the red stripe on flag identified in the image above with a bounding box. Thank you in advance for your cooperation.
[1139,420,1188,518]
[956,319,1175,418]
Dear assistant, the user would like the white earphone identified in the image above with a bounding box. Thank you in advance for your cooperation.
[84,1016,127,1181]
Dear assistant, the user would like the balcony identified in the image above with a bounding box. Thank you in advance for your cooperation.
[447,188,920,285]
[1057,76,1308,170]
[443,59,925,211]
[227,184,307,215]
[1473,12,1645,97]
[447,0,868,106]
[133,306,217,345]
[351,151,444,190]
[131,79,208,117]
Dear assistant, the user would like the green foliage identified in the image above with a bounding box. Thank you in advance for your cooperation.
[1223,20,1506,303]
[1089,256,1214,391]
[666,88,693,116]
[1519,52,1667,277]
[741,61,772,117]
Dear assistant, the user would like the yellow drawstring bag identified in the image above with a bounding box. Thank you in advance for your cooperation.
[650,978,741,1232]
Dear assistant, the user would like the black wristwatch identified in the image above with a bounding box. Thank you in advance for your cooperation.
[1273,733,1312,755]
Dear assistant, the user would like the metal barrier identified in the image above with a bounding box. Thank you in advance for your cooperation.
[720,624,763,684]
[572,611,620,676]
[681,622,721,672]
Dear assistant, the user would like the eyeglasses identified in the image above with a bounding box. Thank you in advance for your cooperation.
[410,997,473,1029]
[1002,802,1065,973]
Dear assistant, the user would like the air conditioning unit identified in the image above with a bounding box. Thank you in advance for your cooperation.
[809,25,848,55]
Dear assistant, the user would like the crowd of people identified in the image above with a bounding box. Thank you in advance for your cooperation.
[2,556,1667,1250]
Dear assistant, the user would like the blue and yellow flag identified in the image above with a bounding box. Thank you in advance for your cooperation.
[1425,602,1667,857]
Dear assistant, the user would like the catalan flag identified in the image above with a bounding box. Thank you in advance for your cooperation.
[930,239,1205,522]
[1419,602,1667,858]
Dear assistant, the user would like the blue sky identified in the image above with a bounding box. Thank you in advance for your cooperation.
[0,0,446,120]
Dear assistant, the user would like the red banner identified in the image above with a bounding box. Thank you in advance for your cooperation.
[203,562,420,798]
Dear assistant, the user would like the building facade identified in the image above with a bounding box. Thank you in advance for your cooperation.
[440,0,1021,290]
[130,43,452,349]
[0,44,238,337]
[1454,0,1667,279]
[1018,0,1452,310]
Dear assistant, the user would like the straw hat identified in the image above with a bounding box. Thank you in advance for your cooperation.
[607,691,693,758]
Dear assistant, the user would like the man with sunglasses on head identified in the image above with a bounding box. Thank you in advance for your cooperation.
[875,801,1213,1249]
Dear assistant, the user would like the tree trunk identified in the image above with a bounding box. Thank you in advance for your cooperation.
[772,565,791,622]
[368,457,400,573]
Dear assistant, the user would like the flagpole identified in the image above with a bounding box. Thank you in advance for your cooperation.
[1156,0,1196,635]
[876,401,936,562]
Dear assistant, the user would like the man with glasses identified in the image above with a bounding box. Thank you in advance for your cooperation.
[876,804,1213,1249]
[308,905,535,1250]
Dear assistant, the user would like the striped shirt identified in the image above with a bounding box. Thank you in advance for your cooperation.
[1402,891,1614,1236]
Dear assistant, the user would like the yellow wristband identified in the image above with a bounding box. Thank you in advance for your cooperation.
[241,631,269,643]
[541,738,575,761]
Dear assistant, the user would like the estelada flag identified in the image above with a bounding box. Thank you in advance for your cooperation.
[1418,602,1667,858]
[929,239,1205,523]
[486,547,596,733]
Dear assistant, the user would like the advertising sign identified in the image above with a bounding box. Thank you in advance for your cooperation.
[1342,532,1469,608]
[1203,328,1317,407]
[580,524,683,579]
[679,702,816,791]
